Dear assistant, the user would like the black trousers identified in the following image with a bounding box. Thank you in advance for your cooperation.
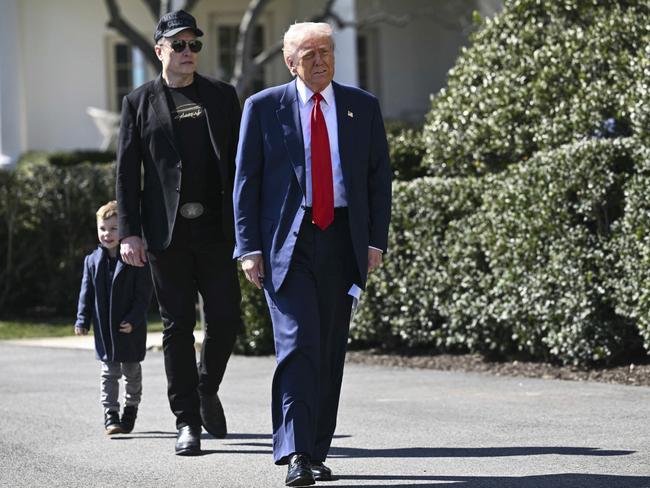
[148,215,241,429]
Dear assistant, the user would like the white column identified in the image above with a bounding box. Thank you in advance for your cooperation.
[0,0,25,169]
[331,0,358,87]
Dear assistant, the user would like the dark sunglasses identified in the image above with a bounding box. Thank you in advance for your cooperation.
[167,39,203,53]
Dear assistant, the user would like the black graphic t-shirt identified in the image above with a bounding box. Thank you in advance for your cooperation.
[165,82,221,212]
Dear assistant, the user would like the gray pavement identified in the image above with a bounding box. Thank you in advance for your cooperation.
[1,338,650,488]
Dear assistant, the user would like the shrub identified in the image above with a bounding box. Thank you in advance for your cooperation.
[0,156,116,314]
[45,150,116,167]
[606,149,650,353]
[355,138,646,365]
[235,277,274,355]
[351,175,483,349]
[453,138,642,365]
[385,122,427,181]
[422,0,650,176]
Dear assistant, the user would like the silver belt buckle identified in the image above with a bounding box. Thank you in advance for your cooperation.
[180,202,204,219]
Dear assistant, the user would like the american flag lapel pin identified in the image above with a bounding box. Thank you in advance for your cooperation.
[347,110,354,118]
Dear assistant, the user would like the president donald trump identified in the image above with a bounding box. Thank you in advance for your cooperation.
[233,22,391,486]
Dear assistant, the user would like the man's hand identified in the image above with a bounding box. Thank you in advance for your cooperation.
[368,248,383,273]
[119,322,133,334]
[74,327,88,336]
[120,236,147,267]
[241,254,265,290]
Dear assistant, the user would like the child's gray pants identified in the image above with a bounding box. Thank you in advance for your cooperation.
[100,361,142,412]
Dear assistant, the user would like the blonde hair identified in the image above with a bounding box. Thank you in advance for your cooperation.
[283,22,334,63]
[96,200,118,221]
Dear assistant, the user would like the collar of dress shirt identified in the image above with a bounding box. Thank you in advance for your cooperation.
[296,77,334,109]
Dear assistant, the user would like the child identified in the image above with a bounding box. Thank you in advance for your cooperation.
[74,200,153,435]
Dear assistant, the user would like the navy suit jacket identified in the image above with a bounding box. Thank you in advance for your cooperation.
[233,80,391,292]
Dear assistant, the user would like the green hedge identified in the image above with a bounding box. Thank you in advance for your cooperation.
[606,155,650,352]
[0,157,116,315]
[354,138,648,365]
[235,278,273,354]
[422,0,650,177]
[385,122,426,181]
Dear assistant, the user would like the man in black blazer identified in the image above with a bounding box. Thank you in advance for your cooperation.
[116,10,242,455]
[234,22,391,486]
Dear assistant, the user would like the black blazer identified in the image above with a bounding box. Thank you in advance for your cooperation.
[116,73,241,250]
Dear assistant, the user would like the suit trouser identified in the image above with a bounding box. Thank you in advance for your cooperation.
[148,215,241,429]
[265,209,357,464]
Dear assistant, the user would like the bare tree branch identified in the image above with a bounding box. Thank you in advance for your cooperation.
[104,0,160,69]
[232,0,273,97]
[231,0,338,96]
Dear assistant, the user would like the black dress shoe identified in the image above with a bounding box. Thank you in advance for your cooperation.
[199,392,227,438]
[311,461,333,481]
[175,425,201,455]
[285,453,315,486]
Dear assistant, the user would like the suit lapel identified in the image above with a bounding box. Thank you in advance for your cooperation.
[276,80,307,198]
[112,259,125,286]
[333,82,354,197]
[150,75,180,156]
[195,73,224,163]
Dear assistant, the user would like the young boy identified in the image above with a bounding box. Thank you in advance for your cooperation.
[75,201,153,435]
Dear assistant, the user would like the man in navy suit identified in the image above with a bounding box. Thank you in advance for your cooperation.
[233,22,391,486]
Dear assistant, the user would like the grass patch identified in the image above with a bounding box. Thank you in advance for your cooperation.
[0,315,164,340]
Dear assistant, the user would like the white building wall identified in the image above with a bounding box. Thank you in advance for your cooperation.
[0,0,26,167]
[18,0,153,151]
[356,0,477,122]
[7,0,502,153]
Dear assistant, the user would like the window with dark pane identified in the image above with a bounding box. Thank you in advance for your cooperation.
[114,43,133,110]
[217,25,265,93]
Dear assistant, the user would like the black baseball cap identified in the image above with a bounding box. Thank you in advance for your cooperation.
[154,10,204,42]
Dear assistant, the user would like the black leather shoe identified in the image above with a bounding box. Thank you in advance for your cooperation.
[311,461,333,481]
[199,392,227,438]
[120,405,138,434]
[104,410,123,435]
[175,425,201,455]
[285,453,315,486]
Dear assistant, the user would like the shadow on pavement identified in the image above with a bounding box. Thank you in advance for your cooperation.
[333,473,650,488]
[328,446,635,458]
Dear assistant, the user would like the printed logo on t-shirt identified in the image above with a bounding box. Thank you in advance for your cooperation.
[173,103,204,121]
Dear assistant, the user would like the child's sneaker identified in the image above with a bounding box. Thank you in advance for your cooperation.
[120,406,138,434]
[104,410,123,435]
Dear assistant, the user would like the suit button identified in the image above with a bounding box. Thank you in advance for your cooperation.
[301,205,306,210]
[176,163,182,169]
[175,187,180,192]
[293,231,298,236]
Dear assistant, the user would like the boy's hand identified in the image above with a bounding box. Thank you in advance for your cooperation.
[74,327,88,336]
[119,322,133,334]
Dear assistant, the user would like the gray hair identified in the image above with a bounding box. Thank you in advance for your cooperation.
[282,22,334,62]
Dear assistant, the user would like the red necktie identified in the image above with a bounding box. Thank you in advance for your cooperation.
[310,92,334,230]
